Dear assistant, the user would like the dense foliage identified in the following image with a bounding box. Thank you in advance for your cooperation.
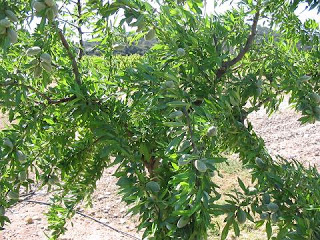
[0,0,319,239]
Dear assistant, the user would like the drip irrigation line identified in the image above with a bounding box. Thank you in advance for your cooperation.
[23,199,140,240]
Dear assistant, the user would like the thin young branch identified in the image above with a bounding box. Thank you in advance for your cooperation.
[77,0,84,60]
[0,81,76,105]
[0,81,51,101]
[215,9,260,79]
[56,27,82,85]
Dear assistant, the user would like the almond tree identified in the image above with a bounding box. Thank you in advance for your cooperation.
[0,0,319,239]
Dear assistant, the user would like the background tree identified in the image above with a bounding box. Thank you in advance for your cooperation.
[0,0,319,239]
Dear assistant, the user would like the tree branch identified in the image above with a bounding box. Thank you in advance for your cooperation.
[56,26,82,85]
[216,9,260,79]
[0,81,76,105]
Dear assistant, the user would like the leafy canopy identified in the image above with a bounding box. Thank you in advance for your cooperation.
[0,0,319,239]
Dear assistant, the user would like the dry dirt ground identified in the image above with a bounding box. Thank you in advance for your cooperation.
[0,97,319,240]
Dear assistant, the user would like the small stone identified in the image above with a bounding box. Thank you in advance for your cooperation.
[26,217,34,224]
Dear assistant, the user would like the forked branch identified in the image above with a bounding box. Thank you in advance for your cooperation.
[216,9,260,79]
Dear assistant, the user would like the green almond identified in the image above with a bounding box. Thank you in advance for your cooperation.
[5,10,19,22]
[33,1,47,12]
[237,209,247,224]
[177,216,189,228]
[146,181,160,193]
[40,53,52,63]
[7,29,17,44]
[0,18,11,28]
[45,0,55,7]
[41,61,53,72]
[145,29,155,40]
[194,160,207,173]
[26,46,41,56]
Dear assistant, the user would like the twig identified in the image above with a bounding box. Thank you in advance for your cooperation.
[216,9,260,79]
[0,81,76,105]
[22,200,140,240]
[0,81,51,101]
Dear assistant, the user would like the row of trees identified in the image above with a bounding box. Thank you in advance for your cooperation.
[0,0,319,239]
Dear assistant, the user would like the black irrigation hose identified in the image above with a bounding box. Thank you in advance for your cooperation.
[23,200,140,240]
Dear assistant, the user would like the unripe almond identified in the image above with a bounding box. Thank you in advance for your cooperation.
[45,0,55,7]
[26,46,41,56]
[0,26,6,35]
[51,4,58,16]
[40,61,53,72]
[262,193,271,204]
[299,75,311,82]
[7,29,17,44]
[33,1,47,12]
[255,157,265,168]
[260,212,269,220]
[177,139,190,152]
[136,21,146,32]
[314,106,320,120]
[207,126,217,137]
[145,29,155,40]
[48,175,59,184]
[267,202,279,213]
[146,181,160,193]
[194,160,207,173]
[178,154,192,166]
[34,65,43,78]
[5,10,19,22]
[169,110,183,118]
[113,44,125,51]
[177,48,186,57]
[0,18,11,28]
[164,80,175,88]
[3,137,13,149]
[8,191,19,199]
[16,150,27,162]
[18,171,27,181]
[46,8,54,21]
[271,212,278,223]
[177,216,189,228]
[40,53,52,63]
[29,59,39,66]
[310,93,320,104]
[237,209,247,224]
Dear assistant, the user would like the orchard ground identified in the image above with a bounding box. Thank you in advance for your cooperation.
[0,96,319,240]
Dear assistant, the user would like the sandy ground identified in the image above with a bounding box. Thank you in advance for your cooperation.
[0,97,319,240]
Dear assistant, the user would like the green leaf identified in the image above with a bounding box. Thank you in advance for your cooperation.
[233,221,240,237]
[266,221,272,239]
[165,135,183,155]
[237,177,247,193]
[221,220,232,240]
[163,122,185,127]
[167,101,190,108]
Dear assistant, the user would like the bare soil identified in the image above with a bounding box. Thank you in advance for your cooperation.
[0,97,319,240]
